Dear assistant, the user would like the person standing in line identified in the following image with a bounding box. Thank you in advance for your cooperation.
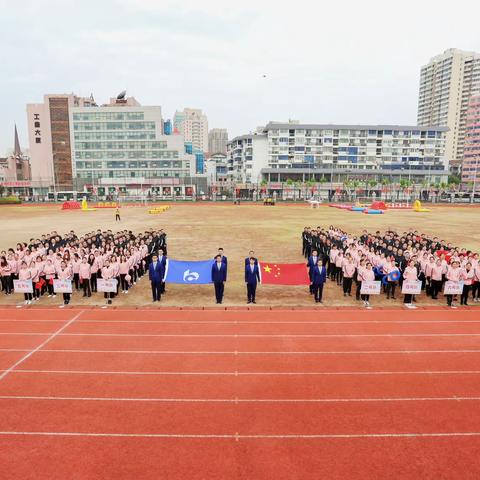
[311,258,327,304]
[0,256,12,295]
[217,248,228,266]
[43,258,57,298]
[18,261,33,305]
[79,257,92,297]
[342,254,355,297]
[245,250,258,266]
[460,262,475,306]
[384,258,398,300]
[119,255,130,294]
[307,250,319,294]
[211,254,227,304]
[430,258,444,300]
[355,258,366,301]
[445,261,461,307]
[101,259,115,306]
[472,262,480,303]
[148,253,164,302]
[245,257,260,304]
[403,260,419,308]
[58,261,73,307]
[115,206,121,222]
[359,262,375,308]
[158,248,167,294]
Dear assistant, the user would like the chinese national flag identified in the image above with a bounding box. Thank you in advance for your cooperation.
[259,262,310,285]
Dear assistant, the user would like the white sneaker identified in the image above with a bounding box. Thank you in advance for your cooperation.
[53,294,57,297]
[48,294,52,298]
[125,290,129,294]
[366,301,370,307]
[24,300,28,305]
[59,305,65,309]
[28,300,32,305]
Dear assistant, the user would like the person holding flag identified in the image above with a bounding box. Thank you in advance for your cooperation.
[211,254,227,304]
[245,257,260,304]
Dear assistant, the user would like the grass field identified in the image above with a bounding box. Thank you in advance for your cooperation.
[0,203,479,308]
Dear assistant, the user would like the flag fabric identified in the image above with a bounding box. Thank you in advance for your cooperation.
[164,259,214,284]
[259,262,310,285]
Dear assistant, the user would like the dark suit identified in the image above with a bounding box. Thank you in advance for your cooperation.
[149,260,165,301]
[311,265,327,303]
[307,255,319,293]
[245,264,260,302]
[244,257,258,266]
[211,262,227,303]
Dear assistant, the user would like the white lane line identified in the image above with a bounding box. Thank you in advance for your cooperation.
[0,311,84,382]
[2,348,480,355]
[0,431,479,439]
[3,370,480,376]
[2,319,480,324]
[2,333,480,338]
[1,395,480,403]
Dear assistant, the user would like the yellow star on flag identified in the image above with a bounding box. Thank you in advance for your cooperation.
[264,265,272,273]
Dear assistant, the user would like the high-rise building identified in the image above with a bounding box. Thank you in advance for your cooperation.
[173,108,208,153]
[230,121,449,185]
[208,128,228,154]
[462,95,480,186]
[417,48,480,173]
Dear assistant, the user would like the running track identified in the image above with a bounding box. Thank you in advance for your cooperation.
[0,306,480,479]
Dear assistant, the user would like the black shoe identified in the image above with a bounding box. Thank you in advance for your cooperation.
[252,301,256,304]
[247,301,251,304]
[108,300,112,305]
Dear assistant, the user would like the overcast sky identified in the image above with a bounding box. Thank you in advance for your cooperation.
[1,0,479,154]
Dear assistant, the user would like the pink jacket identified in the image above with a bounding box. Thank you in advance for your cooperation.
[446,267,461,282]
[43,264,56,279]
[403,266,418,281]
[18,268,31,280]
[79,263,91,280]
[431,265,443,281]
[58,267,73,281]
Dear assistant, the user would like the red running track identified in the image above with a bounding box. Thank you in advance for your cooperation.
[0,306,480,479]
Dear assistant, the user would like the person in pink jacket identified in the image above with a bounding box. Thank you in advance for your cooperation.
[43,259,57,297]
[460,263,475,306]
[358,262,375,308]
[18,261,33,304]
[101,259,115,306]
[445,261,461,307]
[119,256,130,293]
[58,261,73,307]
[1,256,12,295]
[473,263,480,303]
[79,257,92,298]
[342,255,356,297]
[430,259,444,300]
[403,260,419,308]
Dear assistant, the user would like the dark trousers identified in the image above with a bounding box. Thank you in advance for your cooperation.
[73,273,80,290]
[214,281,224,303]
[343,277,353,294]
[446,294,454,306]
[356,281,362,300]
[63,293,70,304]
[151,281,162,301]
[247,282,257,302]
[1,276,12,294]
[431,280,442,299]
[116,214,121,221]
[313,283,324,302]
[471,282,479,300]
[82,279,91,296]
[120,274,129,291]
[91,272,97,292]
[404,293,413,304]
[24,292,33,301]
[386,282,396,299]
[461,285,470,305]
[361,294,370,302]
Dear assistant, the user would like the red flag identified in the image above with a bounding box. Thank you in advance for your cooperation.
[259,262,310,285]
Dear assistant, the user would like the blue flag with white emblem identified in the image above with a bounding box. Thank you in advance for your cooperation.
[164,259,214,284]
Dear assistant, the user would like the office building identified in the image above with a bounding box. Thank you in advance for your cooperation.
[417,48,480,173]
[462,95,480,185]
[173,108,209,153]
[208,128,228,154]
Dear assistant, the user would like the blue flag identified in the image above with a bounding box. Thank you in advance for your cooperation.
[164,259,214,284]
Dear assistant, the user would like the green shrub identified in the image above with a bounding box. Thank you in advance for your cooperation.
[0,196,22,204]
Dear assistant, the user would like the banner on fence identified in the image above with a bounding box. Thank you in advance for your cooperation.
[443,281,463,295]
[97,278,118,293]
[13,280,33,293]
[53,279,73,294]
[360,281,381,295]
[401,280,422,295]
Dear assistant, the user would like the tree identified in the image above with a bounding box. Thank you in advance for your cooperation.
[448,174,461,186]
[0,185,4,197]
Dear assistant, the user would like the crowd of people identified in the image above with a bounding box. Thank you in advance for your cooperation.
[0,228,167,306]
[303,226,480,308]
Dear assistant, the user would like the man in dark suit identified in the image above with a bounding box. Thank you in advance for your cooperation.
[311,259,327,303]
[211,254,227,304]
[218,248,227,266]
[148,253,165,302]
[157,248,167,294]
[245,257,260,304]
[307,250,319,294]
[244,250,258,266]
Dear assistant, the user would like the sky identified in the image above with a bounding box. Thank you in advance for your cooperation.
[1,0,479,154]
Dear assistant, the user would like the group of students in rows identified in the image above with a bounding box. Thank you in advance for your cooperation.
[0,228,167,307]
[303,226,480,308]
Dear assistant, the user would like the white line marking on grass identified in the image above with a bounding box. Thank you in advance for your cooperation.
[0,311,84,382]
[0,431,480,439]
[0,395,479,403]
[3,370,480,377]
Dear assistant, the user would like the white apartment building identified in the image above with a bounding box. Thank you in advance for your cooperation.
[173,108,209,153]
[417,48,480,173]
[227,134,268,183]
